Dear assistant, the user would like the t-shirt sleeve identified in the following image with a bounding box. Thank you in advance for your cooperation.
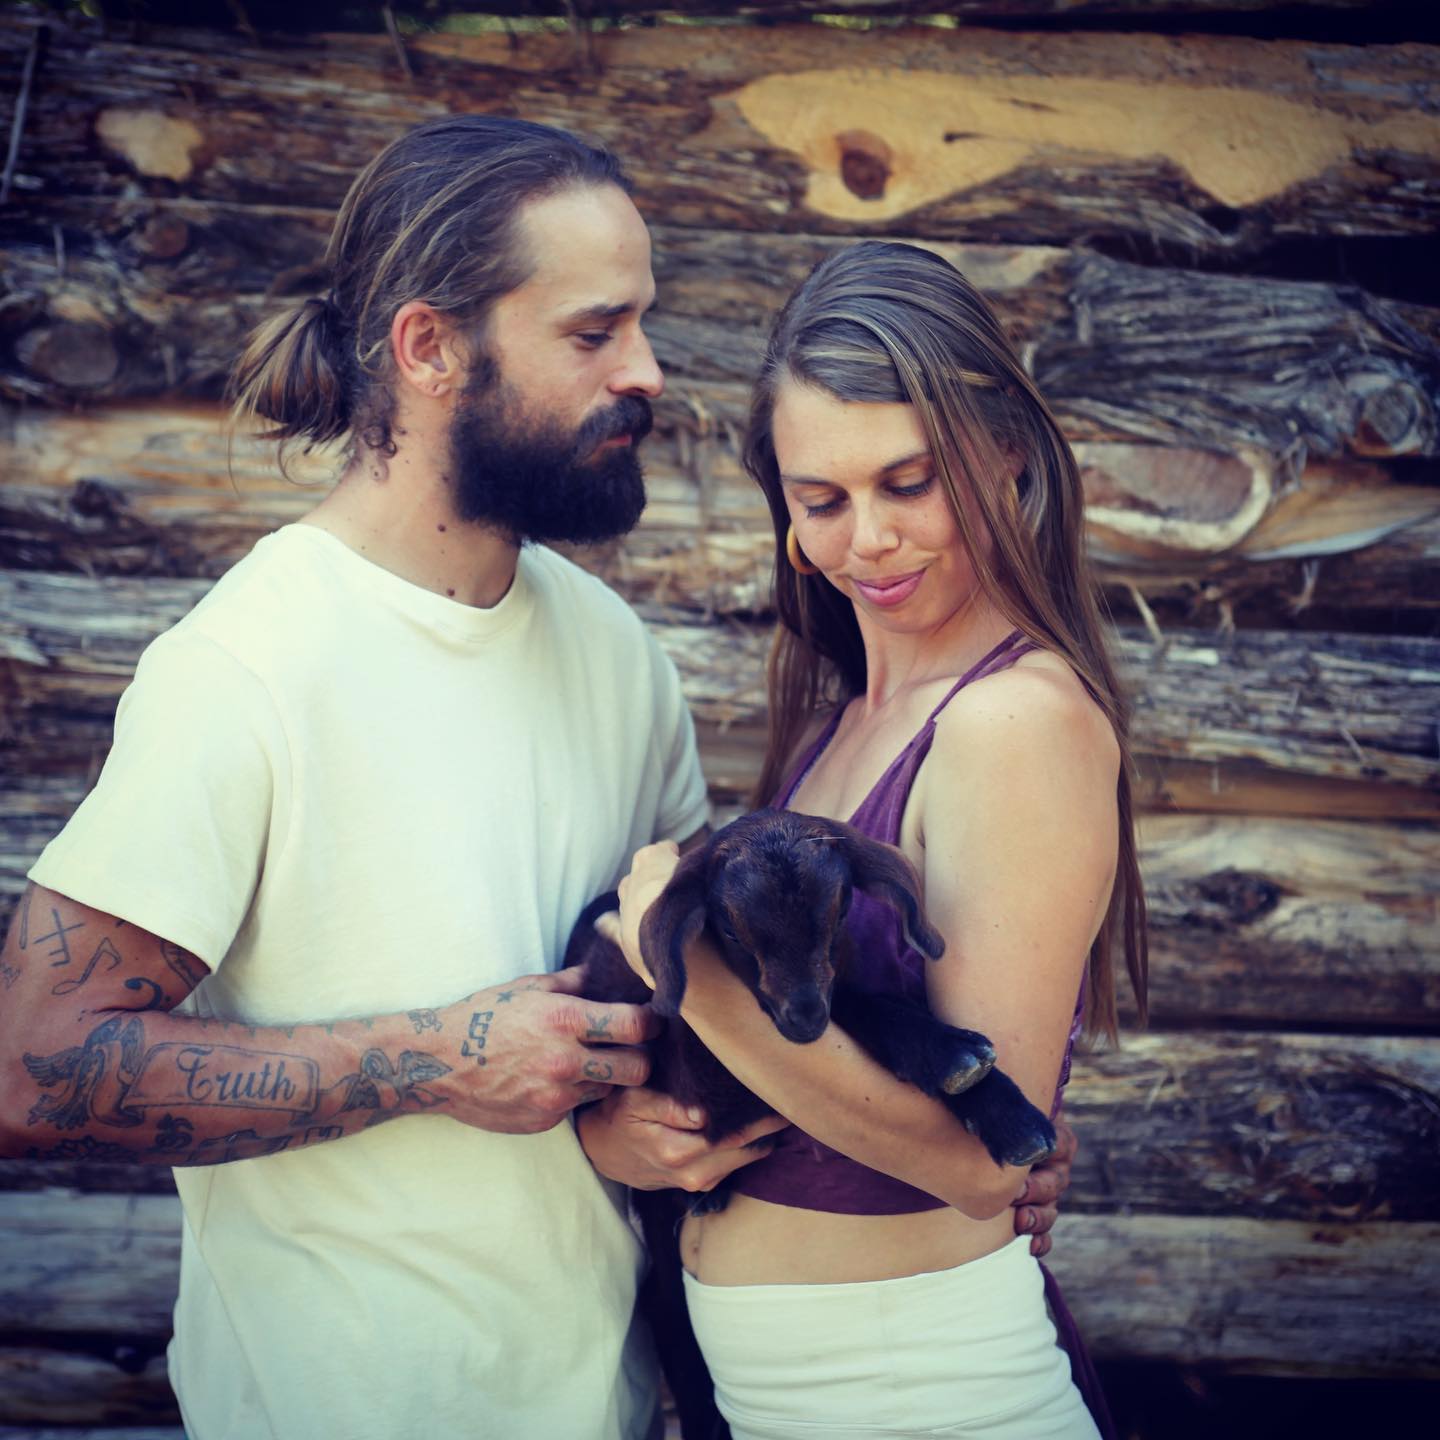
[28,630,287,971]
[643,628,710,843]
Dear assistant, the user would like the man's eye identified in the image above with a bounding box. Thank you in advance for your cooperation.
[575,331,612,349]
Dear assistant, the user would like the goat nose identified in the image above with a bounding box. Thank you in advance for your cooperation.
[782,991,829,1037]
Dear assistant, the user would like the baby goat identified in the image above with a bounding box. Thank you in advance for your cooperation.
[566,808,1055,1173]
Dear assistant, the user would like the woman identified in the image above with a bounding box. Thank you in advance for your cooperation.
[612,241,1148,1440]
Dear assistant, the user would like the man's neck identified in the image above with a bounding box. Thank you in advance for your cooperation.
[303,443,520,610]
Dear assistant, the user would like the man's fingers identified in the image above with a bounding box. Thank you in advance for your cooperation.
[558,998,660,1044]
[577,1046,651,1089]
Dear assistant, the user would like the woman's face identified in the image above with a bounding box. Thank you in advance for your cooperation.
[772,379,992,635]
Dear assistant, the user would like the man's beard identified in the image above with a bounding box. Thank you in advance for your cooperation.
[446,361,652,545]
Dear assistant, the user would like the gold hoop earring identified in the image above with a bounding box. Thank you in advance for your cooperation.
[785,525,820,576]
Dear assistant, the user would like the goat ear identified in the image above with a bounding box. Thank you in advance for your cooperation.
[832,823,946,961]
[637,849,709,1017]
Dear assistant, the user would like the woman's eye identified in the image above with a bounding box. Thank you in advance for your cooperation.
[803,496,843,518]
[891,477,936,500]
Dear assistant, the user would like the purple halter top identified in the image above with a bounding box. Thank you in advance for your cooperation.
[729,630,1087,1216]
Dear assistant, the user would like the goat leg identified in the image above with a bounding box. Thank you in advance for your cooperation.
[828,988,995,1097]
[944,1068,1057,1169]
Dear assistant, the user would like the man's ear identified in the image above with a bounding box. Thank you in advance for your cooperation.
[390,301,460,400]
[637,848,709,1017]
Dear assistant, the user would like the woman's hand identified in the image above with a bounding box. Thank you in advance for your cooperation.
[597,840,683,988]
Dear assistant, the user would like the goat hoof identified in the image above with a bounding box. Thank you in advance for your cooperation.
[1002,1128,1057,1168]
[939,1049,995,1095]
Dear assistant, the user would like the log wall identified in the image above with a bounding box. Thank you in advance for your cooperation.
[1,2,1437,1433]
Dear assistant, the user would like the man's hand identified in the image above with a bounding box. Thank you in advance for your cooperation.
[434,969,660,1136]
[1012,1118,1077,1257]
[576,1085,788,1192]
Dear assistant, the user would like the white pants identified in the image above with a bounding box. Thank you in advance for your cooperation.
[682,1236,1100,1440]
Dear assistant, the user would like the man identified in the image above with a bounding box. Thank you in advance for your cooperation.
[0,117,1069,1439]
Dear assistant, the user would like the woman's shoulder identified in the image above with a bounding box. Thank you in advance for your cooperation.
[932,648,1119,778]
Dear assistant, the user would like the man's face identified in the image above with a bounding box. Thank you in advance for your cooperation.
[446,184,665,545]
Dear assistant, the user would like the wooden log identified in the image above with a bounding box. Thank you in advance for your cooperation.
[4,1030,1433,1219]
[0,1346,175,1427]
[3,15,1440,260]
[0,1194,180,1341]
[1047,1215,1440,1378]
[2,405,1438,627]
[5,212,1439,463]
[0,1190,1432,1375]
[0,1430,182,1440]
[6,575,1434,797]
[1064,1031,1440,1220]
[4,776,1435,1030]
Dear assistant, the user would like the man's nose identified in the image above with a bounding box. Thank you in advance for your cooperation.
[612,329,664,399]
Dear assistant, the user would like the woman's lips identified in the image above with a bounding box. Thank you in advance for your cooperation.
[852,570,924,608]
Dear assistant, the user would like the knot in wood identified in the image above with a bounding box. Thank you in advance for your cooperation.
[835,129,892,202]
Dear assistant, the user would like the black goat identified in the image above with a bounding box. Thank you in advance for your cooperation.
[567,809,1058,1440]
[566,808,1056,1172]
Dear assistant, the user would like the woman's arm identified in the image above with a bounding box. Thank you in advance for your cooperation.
[613,664,1117,1218]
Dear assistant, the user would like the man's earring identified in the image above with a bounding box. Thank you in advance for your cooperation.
[786,526,820,576]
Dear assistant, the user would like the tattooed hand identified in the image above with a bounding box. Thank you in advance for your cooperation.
[432,970,660,1136]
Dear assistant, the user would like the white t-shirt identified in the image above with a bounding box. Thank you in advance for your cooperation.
[30,524,710,1440]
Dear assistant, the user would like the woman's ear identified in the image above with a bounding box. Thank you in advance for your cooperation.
[637,848,710,1016]
[831,823,945,961]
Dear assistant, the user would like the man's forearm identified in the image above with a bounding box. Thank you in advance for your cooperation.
[0,883,658,1165]
[4,995,468,1167]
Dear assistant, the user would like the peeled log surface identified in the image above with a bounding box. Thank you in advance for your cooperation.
[4,16,1440,256]
[1064,1031,1440,1221]
[0,1190,1432,1375]
[3,787,1435,1032]
[3,1028,1434,1219]
[4,575,1436,796]
[3,575,1437,805]
[0,1346,175,1427]
[1,405,1437,628]
[5,212,1439,463]
[0,1194,180,1340]
[1137,813,1440,1028]
[1048,1216,1440,1378]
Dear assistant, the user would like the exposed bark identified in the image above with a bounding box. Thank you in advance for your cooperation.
[4,787,1436,1030]
[0,1194,180,1341]
[4,1029,1434,1216]
[5,577,1436,798]
[5,214,1439,464]
[1048,1215,1440,1377]
[1064,1031,1440,1220]
[2,403,1437,630]
[0,1345,175,1427]
[0,1190,1434,1374]
[3,15,1439,259]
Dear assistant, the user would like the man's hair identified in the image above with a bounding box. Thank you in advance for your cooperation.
[228,116,630,471]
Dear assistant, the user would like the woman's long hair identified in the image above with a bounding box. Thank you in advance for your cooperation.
[744,241,1147,1040]
[227,116,628,474]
